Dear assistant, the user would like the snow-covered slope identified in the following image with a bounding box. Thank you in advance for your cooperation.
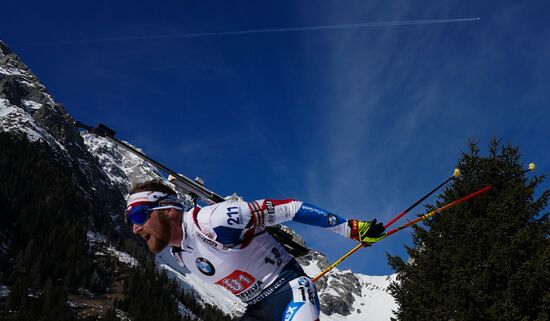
[298,251,397,321]
[0,41,66,153]
[0,98,65,151]
[81,132,163,194]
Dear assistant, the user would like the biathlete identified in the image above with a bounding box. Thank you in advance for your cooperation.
[126,180,386,321]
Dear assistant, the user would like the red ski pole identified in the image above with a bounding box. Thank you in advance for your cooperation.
[386,163,536,237]
[313,163,535,283]
[313,168,460,282]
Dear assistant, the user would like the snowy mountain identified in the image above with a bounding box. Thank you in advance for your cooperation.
[81,132,163,194]
[0,39,398,320]
[0,40,125,224]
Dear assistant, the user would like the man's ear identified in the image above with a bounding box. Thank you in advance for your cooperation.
[164,207,175,216]
[166,207,183,219]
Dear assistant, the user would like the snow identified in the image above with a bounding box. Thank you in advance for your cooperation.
[86,230,109,243]
[177,301,199,320]
[22,99,42,111]
[0,66,24,77]
[0,101,18,118]
[0,285,9,298]
[17,79,38,88]
[87,231,139,267]
[115,309,132,321]
[81,132,162,192]
[78,287,96,298]
[301,261,324,279]
[0,98,66,151]
[27,289,41,298]
[299,253,398,321]
[0,101,44,141]
[316,273,398,321]
[0,231,9,255]
[103,246,139,267]
[0,64,42,89]
[353,274,398,321]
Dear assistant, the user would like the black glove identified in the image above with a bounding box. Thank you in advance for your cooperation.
[349,219,386,245]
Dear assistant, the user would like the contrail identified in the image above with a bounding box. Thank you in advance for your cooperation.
[12,17,480,46]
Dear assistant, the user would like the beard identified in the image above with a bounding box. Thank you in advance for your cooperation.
[146,213,171,253]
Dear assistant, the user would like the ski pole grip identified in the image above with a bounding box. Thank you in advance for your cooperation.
[453,168,461,177]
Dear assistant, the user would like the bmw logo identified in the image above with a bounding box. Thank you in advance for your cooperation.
[195,257,215,276]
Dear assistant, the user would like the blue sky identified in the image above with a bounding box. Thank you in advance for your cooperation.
[2,1,549,275]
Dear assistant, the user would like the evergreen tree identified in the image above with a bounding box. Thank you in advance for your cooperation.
[388,139,550,321]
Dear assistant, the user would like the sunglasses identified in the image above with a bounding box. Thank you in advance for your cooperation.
[126,204,155,225]
[126,200,185,225]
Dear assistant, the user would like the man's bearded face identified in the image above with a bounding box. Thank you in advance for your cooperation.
[133,211,171,253]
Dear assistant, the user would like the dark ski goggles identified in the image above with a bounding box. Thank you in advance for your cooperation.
[125,201,185,225]
[126,204,155,225]
[125,190,186,225]
[125,192,185,225]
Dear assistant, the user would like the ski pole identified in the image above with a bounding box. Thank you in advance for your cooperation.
[385,163,536,237]
[312,168,460,283]
[312,163,535,283]
[384,168,460,227]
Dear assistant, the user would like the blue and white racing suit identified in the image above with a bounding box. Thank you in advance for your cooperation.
[170,199,355,321]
